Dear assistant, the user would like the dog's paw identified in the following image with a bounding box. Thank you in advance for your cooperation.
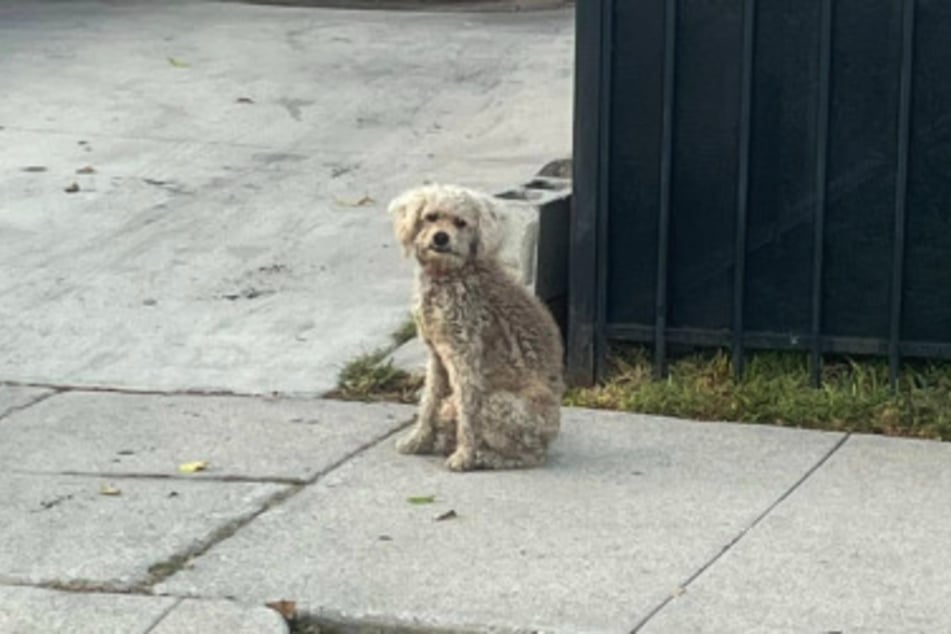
[396,430,434,455]
[445,448,475,472]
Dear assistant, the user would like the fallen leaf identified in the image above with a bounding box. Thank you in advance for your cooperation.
[671,586,686,598]
[334,194,375,207]
[434,509,457,522]
[167,57,190,68]
[21,165,47,173]
[378,534,393,541]
[76,165,96,174]
[407,495,436,505]
[236,97,255,104]
[265,600,297,621]
[178,460,208,474]
[64,182,80,193]
[99,484,121,496]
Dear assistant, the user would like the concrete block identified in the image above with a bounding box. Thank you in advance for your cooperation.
[159,409,843,633]
[0,473,285,587]
[0,392,413,481]
[641,434,951,633]
[0,586,176,634]
[152,598,288,634]
[0,386,54,418]
[494,179,571,334]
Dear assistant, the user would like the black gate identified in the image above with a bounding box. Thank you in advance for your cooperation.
[568,0,951,387]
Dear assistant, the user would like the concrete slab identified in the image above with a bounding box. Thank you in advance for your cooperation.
[152,598,289,634]
[158,409,844,633]
[0,386,54,419]
[0,1,573,395]
[0,585,176,634]
[0,391,413,481]
[0,474,286,588]
[640,434,951,634]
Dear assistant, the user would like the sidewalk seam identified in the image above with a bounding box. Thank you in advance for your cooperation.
[12,469,307,486]
[629,432,852,633]
[0,389,62,422]
[143,596,184,633]
[0,380,294,400]
[144,419,412,589]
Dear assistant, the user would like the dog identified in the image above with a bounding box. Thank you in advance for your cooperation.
[388,184,564,471]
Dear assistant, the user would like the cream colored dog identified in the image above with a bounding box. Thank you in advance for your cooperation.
[389,184,564,471]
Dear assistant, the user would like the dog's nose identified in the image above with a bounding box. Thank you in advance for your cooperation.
[433,231,450,247]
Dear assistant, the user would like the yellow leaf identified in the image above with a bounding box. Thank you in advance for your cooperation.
[100,484,122,496]
[178,460,208,474]
[167,57,190,68]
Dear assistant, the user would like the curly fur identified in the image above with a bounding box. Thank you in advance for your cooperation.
[389,184,564,471]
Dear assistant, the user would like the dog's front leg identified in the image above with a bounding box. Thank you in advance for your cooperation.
[396,345,449,454]
[440,343,483,472]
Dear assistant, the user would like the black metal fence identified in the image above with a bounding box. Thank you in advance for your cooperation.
[568,0,951,387]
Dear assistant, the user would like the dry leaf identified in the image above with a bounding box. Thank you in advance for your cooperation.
[671,586,686,598]
[99,484,121,496]
[178,460,208,474]
[265,600,297,621]
[334,194,375,207]
[167,57,190,68]
[434,509,457,522]
[407,495,435,505]
[64,182,80,193]
[76,166,96,174]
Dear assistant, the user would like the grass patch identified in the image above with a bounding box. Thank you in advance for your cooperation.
[565,346,951,440]
[326,314,422,403]
[391,315,418,347]
[326,348,423,404]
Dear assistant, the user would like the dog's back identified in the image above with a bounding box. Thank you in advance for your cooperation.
[471,259,565,397]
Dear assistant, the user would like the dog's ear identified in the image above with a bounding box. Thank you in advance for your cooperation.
[474,195,505,259]
[388,187,428,257]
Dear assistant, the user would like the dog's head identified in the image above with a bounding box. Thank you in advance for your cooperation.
[388,184,504,272]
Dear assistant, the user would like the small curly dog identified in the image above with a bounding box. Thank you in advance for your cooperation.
[389,184,564,471]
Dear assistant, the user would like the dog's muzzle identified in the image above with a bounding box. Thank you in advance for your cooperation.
[430,231,451,252]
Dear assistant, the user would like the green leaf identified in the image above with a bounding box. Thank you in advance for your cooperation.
[167,57,190,68]
[407,495,435,505]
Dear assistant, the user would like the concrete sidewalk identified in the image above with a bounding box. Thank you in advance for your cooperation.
[2,384,950,633]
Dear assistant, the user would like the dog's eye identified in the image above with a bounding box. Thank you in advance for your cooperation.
[453,218,467,229]
[424,213,438,222]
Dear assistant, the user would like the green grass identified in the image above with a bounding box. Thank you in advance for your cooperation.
[565,346,951,440]
[326,347,423,404]
[390,315,418,347]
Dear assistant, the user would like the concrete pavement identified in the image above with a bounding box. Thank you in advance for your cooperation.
[0,0,572,395]
[2,384,951,632]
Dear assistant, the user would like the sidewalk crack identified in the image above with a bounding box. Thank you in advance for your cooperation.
[0,389,62,422]
[143,597,184,633]
[629,432,852,633]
